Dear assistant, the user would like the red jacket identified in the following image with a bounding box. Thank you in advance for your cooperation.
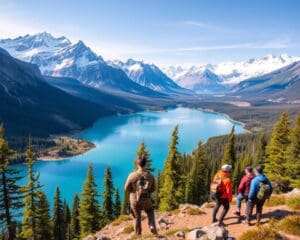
[238,172,254,195]
[213,171,233,201]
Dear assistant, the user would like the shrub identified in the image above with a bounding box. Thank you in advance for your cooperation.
[239,225,281,240]
[286,196,300,210]
[187,208,206,215]
[278,215,300,236]
[123,225,134,234]
[111,215,132,226]
[265,195,286,207]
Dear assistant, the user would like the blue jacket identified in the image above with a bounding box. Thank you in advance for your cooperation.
[248,173,273,200]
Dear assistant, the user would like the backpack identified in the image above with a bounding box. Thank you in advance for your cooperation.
[136,174,151,202]
[210,176,227,200]
[257,181,271,200]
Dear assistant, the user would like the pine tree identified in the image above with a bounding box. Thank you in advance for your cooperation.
[136,140,154,172]
[63,200,71,240]
[265,112,290,192]
[78,164,100,238]
[0,125,23,240]
[232,158,242,193]
[52,187,64,240]
[221,126,236,167]
[185,141,208,205]
[255,133,268,166]
[286,114,300,188]
[159,125,183,211]
[121,190,129,215]
[153,171,162,208]
[102,167,114,225]
[35,190,52,240]
[20,140,43,239]
[70,194,80,240]
[113,188,121,219]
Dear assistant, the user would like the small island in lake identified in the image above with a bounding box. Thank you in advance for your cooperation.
[37,136,95,161]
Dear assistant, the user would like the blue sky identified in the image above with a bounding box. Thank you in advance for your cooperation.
[0,0,299,66]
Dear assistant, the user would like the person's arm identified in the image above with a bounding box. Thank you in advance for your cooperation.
[151,175,156,193]
[248,178,258,200]
[124,174,132,192]
[238,176,245,194]
[226,179,233,202]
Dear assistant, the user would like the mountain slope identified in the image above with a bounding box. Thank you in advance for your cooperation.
[111,59,193,95]
[174,67,227,93]
[0,47,109,137]
[230,61,300,102]
[0,33,166,97]
[44,76,142,112]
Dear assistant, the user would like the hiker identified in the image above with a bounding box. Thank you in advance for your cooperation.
[233,166,255,217]
[124,155,157,236]
[244,165,273,226]
[211,164,233,226]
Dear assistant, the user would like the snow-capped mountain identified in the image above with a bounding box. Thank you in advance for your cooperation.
[109,59,191,94]
[171,66,227,93]
[163,54,300,87]
[0,33,164,96]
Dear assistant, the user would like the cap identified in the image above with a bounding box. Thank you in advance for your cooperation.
[221,164,232,172]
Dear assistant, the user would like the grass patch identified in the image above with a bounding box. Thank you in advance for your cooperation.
[111,215,132,226]
[205,202,215,208]
[239,225,281,240]
[286,196,300,210]
[123,225,134,234]
[187,208,206,215]
[171,208,180,214]
[278,215,300,236]
[265,195,286,207]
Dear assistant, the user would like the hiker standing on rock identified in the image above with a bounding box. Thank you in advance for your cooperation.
[210,164,233,226]
[124,155,158,236]
[233,166,255,217]
[244,165,273,226]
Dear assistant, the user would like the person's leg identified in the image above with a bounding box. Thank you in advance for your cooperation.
[256,200,265,225]
[246,199,257,225]
[131,203,142,235]
[212,198,221,223]
[234,193,244,216]
[219,198,230,224]
[143,200,157,235]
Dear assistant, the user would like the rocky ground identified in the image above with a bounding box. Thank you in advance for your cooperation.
[85,197,299,240]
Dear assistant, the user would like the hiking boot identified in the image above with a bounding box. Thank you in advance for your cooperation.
[212,218,218,223]
[218,221,226,227]
[233,210,241,216]
[150,226,158,235]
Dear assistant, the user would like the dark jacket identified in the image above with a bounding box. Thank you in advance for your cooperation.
[238,172,255,195]
[248,173,273,200]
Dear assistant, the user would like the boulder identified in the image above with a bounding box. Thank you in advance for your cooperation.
[201,224,228,240]
[285,188,300,197]
[83,235,96,240]
[186,228,207,240]
[175,230,185,238]
[179,204,201,213]
[158,218,171,230]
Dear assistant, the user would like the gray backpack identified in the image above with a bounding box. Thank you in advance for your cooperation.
[257,182,271,200]
[136,174,151,202]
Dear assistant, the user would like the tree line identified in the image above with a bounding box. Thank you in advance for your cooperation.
[1,111,299,239]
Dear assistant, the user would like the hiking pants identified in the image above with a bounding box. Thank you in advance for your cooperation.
[130,199,156,235]
[212,198,230,222]
[246,198,265,222]
[236,193,248,210]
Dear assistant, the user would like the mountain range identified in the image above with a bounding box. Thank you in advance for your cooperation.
[0,33,186,97]
[230,60,300,103]
[162,54,300,92]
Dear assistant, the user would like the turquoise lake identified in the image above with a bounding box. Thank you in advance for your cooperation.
[15,108,245,205]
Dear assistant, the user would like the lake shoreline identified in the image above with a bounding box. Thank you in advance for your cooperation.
[38,106,248,162]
